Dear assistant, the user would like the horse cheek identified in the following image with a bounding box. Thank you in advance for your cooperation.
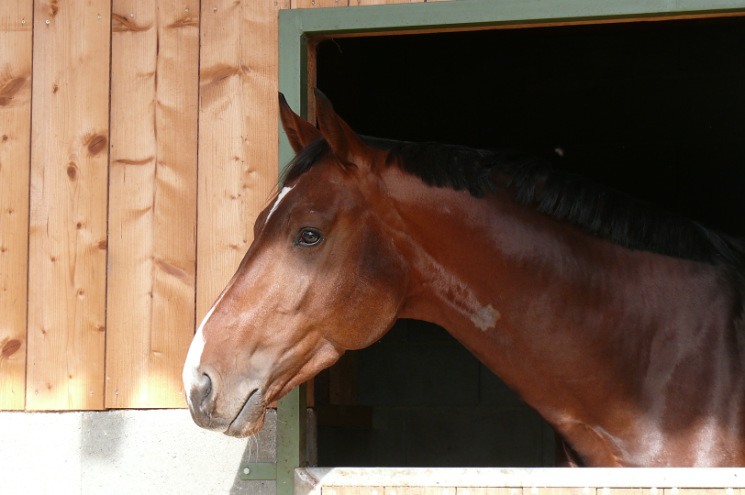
[347,237,407,348]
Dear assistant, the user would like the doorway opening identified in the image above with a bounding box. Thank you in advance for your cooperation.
[312,16,745,467]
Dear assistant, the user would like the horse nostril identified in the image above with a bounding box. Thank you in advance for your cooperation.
[198,372,213,405]
[189,372,215,418]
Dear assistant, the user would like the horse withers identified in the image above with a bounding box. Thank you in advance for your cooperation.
[184,90,745,466]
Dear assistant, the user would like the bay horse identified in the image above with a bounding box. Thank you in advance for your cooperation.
[184,89,745,467]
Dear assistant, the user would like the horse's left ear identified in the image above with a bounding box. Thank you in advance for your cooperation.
[279,93,321,153]
[314,88,373,171]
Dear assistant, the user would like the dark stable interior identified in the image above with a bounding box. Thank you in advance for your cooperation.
[312,16,745,467]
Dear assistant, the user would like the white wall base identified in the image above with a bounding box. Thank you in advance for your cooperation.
[0,409,276,495]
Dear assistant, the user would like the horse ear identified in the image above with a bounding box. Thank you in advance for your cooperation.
[279,93,321,153]
[314,88,372,170]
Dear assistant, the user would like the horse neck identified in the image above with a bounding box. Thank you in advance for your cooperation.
[380,167,636,347]
[379,167,739,460]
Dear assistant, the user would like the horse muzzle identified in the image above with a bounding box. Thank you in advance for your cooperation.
[186,370,266,437]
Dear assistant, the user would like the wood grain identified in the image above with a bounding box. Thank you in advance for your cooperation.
[196,0,280,321]
[26,0,111,410]
[0,0,33,410]
[106,0,199,409]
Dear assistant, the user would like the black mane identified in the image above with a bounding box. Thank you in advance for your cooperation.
[282,137,745,267]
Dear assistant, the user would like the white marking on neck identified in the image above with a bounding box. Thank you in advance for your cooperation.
[265,186,294,226]
[472,304,501,331]
[411,245,501,332]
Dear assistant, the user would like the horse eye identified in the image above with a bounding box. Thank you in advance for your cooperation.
[298,228,322,247]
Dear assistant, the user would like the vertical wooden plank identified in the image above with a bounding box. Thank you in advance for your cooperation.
[136,0,197,408]
[106,0,157,408]
[0,0,32,410]
[26,0,110,410]
[197,0,280,320]
[105,1,199,409]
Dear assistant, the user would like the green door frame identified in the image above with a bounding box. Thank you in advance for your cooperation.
[273,1,745,493]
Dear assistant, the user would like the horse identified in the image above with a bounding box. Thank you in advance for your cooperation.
[183,89,745,467]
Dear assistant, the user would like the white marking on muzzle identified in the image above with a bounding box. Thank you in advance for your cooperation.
[182,302,218,406]
[265,186,294,226]
[183,185,293,405]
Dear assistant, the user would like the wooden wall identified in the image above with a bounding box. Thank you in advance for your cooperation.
[0,0,436,412]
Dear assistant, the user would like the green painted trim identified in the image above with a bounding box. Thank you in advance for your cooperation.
[278,12,308,172]
[240,462,278,481]
[278,0,745,42]
[282,0,745,37]
[276,386,307,495]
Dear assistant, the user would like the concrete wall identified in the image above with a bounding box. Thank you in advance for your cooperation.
[0,409,276,495]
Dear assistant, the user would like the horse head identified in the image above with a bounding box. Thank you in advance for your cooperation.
[182,90,409,436]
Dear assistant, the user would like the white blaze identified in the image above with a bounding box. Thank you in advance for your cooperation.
[265,186,294,225]
[183,185,294,402]
[182,305,214,406]
[182,282,234,405]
